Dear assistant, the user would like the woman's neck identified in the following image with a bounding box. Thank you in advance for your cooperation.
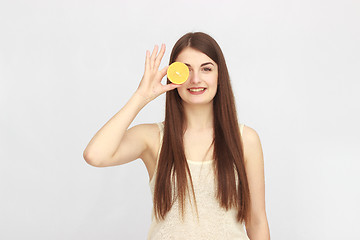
[183,102,214,131]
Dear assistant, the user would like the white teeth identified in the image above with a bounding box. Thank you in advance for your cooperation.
[189,88,205,92]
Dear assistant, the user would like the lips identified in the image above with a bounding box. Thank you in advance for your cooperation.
[187,87,207,95]
[187,87,207,92]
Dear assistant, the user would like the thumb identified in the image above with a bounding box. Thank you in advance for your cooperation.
[163,83,181,93]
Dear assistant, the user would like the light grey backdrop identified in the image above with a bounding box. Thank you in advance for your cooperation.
[1,0,359,239]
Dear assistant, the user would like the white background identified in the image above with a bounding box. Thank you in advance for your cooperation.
[1,0,359,239]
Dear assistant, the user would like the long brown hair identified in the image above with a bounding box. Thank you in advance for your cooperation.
[153,32,251,224]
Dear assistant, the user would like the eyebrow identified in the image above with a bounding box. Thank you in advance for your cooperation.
[184,62,214,67]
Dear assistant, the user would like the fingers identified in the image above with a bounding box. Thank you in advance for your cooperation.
[154,44,165,70]
[148,44,166,70]
[145,50,150,72]
[159,65,169,78]
[150,45,159,68]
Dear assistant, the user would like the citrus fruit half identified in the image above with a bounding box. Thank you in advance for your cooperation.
[167,62,189,84]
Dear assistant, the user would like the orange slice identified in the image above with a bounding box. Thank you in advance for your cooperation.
[167,62,189,84]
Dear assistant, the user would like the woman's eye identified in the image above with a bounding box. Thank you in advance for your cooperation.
[203,67,212,72]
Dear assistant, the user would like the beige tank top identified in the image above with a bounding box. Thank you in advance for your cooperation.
[148,122,249,240]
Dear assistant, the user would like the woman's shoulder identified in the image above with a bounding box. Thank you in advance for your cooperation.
[133,122,165,147]
[240,123,263,163]
[132,122,163,135]
[240,123,261,142]
[132,122,163,154]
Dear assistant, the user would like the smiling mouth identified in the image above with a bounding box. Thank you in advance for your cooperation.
[188,88,206,92]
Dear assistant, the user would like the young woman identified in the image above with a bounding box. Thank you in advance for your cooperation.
[83,32,270,240]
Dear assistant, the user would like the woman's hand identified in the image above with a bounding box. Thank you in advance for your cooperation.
[135,44,180,103]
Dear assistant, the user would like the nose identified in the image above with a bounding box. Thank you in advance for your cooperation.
[189,71,201,84]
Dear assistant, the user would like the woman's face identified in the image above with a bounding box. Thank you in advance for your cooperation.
[174,47,218,105]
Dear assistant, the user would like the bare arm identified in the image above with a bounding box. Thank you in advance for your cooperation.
[242,125,270,240]
[83,44,180,167]
[83,93,147,167]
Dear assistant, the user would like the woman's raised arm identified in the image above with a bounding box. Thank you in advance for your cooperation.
[83,44,179,167]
